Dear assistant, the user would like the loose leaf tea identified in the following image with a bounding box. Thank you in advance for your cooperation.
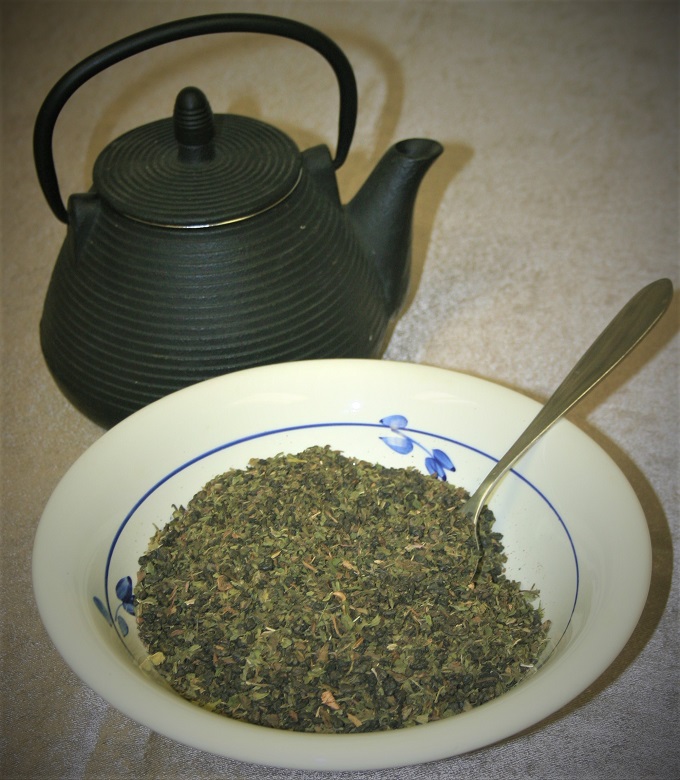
[135,446,550,733]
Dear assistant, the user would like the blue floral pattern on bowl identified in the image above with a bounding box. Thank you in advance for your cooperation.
[379,414,455,480]
[93,576,135,637]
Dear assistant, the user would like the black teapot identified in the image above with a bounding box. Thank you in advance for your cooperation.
[35,14,442,427]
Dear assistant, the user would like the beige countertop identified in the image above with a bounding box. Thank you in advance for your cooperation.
[2,2,678,778]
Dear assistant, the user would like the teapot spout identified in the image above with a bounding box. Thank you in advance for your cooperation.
[346,139,443,314]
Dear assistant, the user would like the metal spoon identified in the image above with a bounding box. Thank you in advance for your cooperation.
[463,278,673,553]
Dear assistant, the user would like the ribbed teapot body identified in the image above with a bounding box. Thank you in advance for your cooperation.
[40,173,390,427]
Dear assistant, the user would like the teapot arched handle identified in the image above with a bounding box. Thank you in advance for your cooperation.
[33,13,358,223]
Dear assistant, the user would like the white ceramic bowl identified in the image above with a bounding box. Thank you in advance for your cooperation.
[33,360,651,771]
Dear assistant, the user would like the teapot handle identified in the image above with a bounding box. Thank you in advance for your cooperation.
[34,13,358,223]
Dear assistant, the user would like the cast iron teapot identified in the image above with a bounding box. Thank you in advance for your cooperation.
[35,13,442,428]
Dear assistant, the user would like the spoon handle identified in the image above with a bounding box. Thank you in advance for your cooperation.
[463,278,673,530]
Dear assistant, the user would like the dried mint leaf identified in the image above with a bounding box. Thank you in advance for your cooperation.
[135,446,550,733]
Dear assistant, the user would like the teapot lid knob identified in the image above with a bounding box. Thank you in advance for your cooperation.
[174,87,215,161]
[92,86,303,227]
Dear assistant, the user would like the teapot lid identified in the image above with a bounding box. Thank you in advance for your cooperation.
[92,87,302,228]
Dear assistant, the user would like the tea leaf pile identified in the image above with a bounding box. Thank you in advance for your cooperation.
[135,446,549,732]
